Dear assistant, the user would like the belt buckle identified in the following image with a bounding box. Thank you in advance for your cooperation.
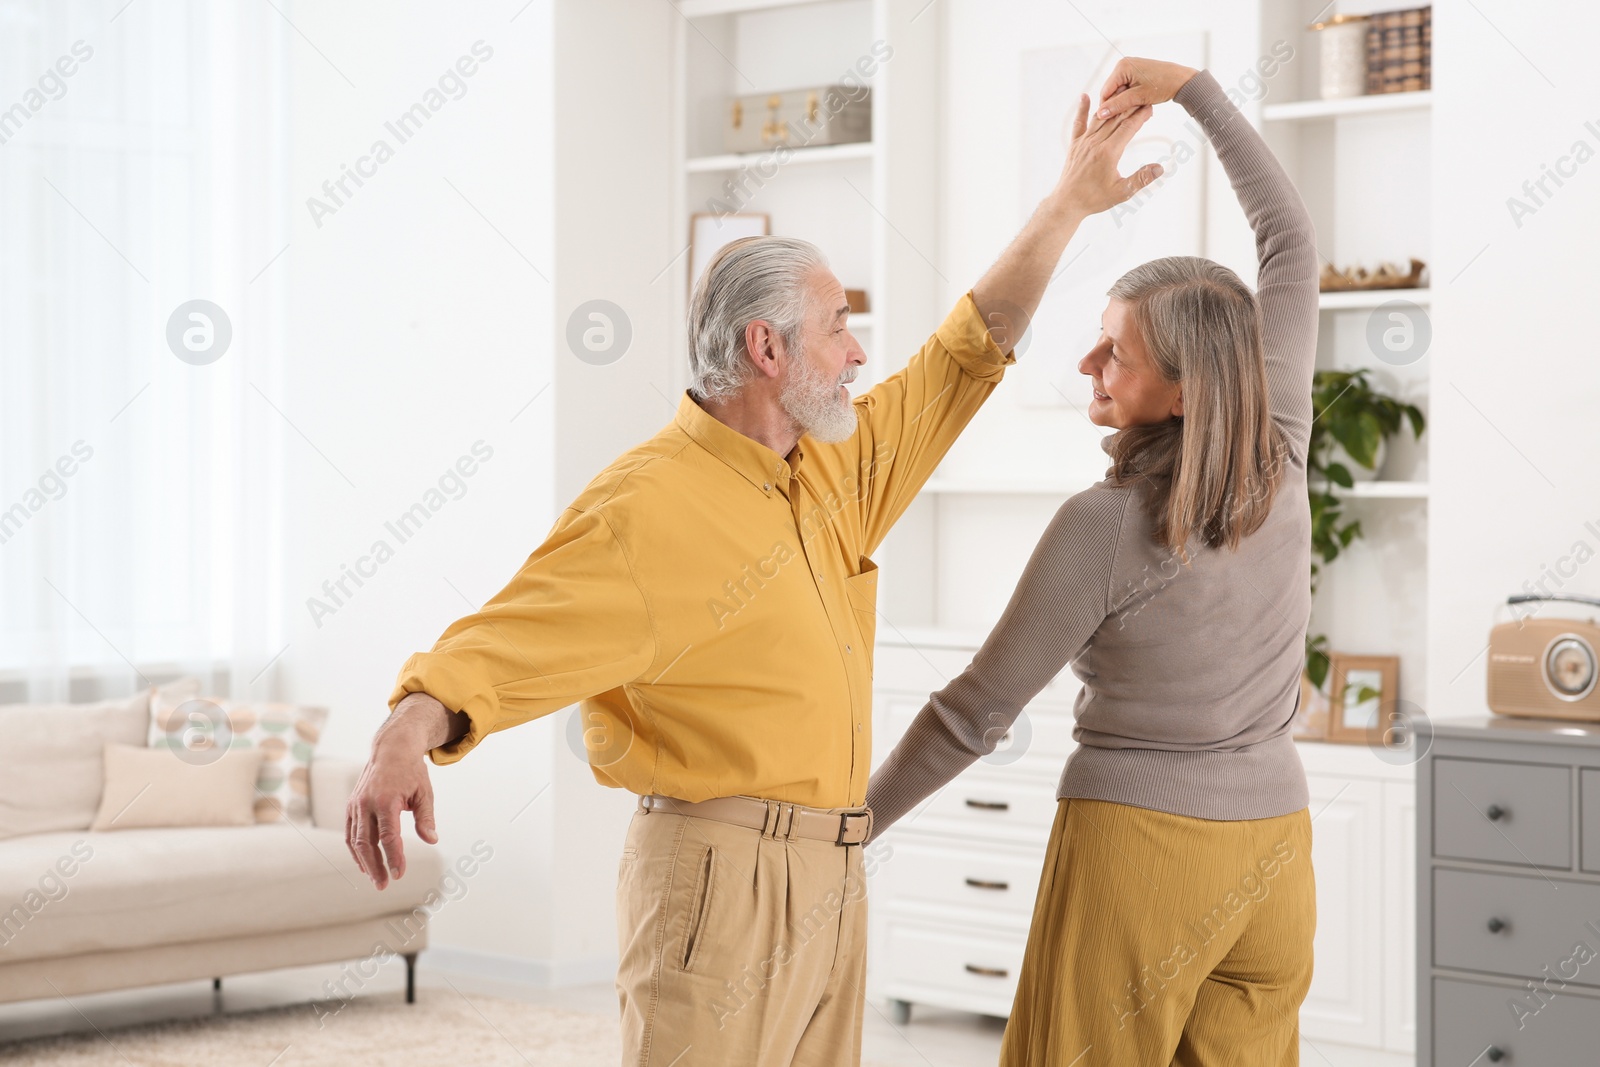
[836,809,872,846]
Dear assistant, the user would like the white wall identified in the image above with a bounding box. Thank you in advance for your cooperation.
[279,1,563,967]
[1428,0,1600,718]
[906,0,1270,632]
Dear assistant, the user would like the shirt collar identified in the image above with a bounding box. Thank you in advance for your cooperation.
[674,390,803,498]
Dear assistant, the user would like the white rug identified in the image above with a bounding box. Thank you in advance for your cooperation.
[0,990,619,1066]
[0,990,901,1066]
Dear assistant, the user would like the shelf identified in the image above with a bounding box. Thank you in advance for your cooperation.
[878,625,988,651]
[1318,288,1430,311]
[685,140,874,173]
[676,0,830,16]
[1330,480,1429,500]
[1262,90,1432,122]
[920,478,1087,496]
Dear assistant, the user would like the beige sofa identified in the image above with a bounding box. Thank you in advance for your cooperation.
[0,692,444,1007]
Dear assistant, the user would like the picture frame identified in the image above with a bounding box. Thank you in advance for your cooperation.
[688,212,769,297]
[1326,653,1400,746]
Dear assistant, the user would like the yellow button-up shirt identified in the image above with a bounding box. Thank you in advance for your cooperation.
[389,291,1013,808]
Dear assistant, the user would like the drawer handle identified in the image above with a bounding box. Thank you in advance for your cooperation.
[1486,804,1508,822]
[964,964,1009,978]
[965,799,1010,811]
[1487,917,1509,934]
[1486,1047,1506,1063]
[965,877,1010,891]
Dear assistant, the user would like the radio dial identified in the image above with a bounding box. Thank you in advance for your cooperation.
[1545,636,1598,700]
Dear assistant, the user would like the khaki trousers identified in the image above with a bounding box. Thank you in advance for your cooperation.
[1000,798,1317,1066]
[615,804,869,1066]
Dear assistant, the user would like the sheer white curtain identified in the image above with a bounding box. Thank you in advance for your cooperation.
[0,0,287,704]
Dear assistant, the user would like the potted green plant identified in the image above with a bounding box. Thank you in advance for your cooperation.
[1303,368,1426,689]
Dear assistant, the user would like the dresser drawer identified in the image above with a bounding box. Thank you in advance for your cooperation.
[1582,769,1600,874]
[885,839,1045,917]
[882,920,1027,1011]
[1433,977,1600,1064]
[902,768,1062,843]
[1433,868,1600,985]
[1432,757,1571,868]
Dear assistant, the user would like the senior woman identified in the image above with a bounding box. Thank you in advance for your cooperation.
[863,58,1320,1066]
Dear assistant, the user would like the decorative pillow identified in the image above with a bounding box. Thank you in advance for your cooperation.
[148,679,328,825]
[0,690,152,840]
[90,742,265,831]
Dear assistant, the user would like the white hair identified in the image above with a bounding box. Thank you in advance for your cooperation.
[687,235,828,402]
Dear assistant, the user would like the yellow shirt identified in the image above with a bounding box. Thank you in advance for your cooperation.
[388,291,1014,807]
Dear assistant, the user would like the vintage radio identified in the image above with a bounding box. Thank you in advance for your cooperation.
[723,85,871,155]
[1487,594,1600,720]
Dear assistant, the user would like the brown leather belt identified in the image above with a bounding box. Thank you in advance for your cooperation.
[637,793,873,846]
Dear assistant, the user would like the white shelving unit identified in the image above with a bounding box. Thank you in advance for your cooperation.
[669,0,941,400]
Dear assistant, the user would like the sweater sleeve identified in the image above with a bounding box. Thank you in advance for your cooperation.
[863,488,1129,839]
[1173,70,1319,464]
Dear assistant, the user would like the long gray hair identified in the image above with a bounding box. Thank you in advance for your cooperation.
[687,235,827,402]
[1103,255,1288,560]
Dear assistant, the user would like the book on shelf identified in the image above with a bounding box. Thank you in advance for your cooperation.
[1365,5,1432,95]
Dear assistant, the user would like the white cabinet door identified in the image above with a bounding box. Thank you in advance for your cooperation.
[1382,779,1416,1053]
[1301,774,1385,1049]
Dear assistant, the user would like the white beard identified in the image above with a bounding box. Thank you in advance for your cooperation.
[779,345,858,444]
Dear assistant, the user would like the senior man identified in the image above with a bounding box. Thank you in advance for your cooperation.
[348,96,1158,1066]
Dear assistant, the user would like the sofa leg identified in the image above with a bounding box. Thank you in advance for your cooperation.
[404,953,417,1004]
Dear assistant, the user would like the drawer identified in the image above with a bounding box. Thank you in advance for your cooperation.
[885,700,1075,765]
[882,919,1027,1011]
[1433,868,1600,986]
[885,839,1045,917]
[1583,769,1600,874]
[1433,757,1570,868]
[1434,977,1600,1064]
[903,768,1062,843]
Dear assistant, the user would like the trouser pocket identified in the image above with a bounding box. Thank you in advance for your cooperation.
[680,843,717,973]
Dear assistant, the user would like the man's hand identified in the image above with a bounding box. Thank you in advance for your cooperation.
[346,693,460,889]
[1096,57,1200,120]
[1050,95,1162,219]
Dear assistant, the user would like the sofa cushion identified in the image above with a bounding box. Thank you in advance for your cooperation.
[0,825,447,966]
[90,743,266,831]
[149,678,328,826]
[0,691,151,841]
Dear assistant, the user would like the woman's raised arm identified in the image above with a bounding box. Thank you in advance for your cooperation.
[1101,60,1320,464]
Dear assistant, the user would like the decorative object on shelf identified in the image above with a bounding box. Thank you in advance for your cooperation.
[1308,13,1370,100]
[1366,6,1431,95]
[723,85,872,155]
[1304,369,1426,687]
[1325,653,1399,745]
[845,288,870,314]
[687,212,768,296]
[1487,593,1600,720]
[1318,257,1426,292]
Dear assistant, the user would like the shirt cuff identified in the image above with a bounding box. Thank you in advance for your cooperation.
[935,290,1017,384]
[387,652,499,766]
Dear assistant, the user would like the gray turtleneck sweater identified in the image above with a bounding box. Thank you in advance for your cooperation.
[863,69,1318,834]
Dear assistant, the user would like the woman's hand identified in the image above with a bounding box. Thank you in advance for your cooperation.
[1050,94,1163,218]
[1096,57,1200,120]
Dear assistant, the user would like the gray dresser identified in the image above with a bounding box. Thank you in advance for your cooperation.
[1418,717,1600,1064]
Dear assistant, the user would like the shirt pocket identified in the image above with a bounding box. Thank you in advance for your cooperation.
[843,555,879,652]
